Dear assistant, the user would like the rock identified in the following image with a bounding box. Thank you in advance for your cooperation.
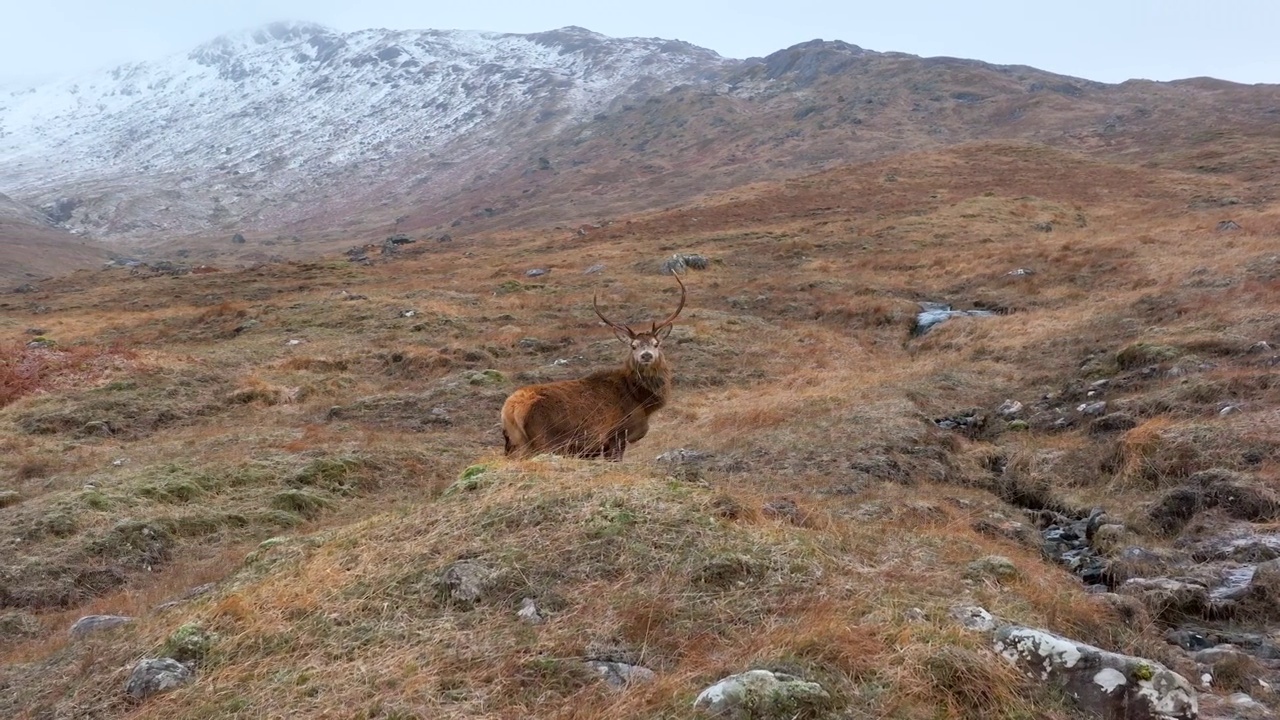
[231,232,246,244]
[583,263,606,274]
[661,253,710,275]
[993,625,1197,720]
[950,605,998,632]
[692,669,831,719]
[69,614,135,638]
[1216,220,1242,232]
[1239,558,1280,619]
[1006,267,1036,276]
[1200,692,1275,720]
[1007,419,1030,431]
[970,514,1041,549]
[125,658,193,700]
[586,660,656,689]
[1119,577,1209,621]
[14,283,37,293]
[436,561,498,607]
[437,233,452,242]
[997,399,1023,418]
[524,268,549,277]
[0,490,20,508]
[517,597,543,624]
[1077,401,1108,416]
[384,233,415,246]
[965,555,1019,581]
[1033,221,1054,232]
[913,302,996,336]
[655,448,713,465]
[1091,524,1128,555]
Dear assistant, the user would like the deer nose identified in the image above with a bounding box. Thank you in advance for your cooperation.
[639,351,654,362]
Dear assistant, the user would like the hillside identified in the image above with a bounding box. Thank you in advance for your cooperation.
[3,23,1279,258]
[2,141,1278,718]
[0,192,109,284]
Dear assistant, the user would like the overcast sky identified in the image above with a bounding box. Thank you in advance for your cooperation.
[2,1,1277,85]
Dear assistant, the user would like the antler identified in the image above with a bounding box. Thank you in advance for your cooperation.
[594,292,634,337]
[651,271,687,333]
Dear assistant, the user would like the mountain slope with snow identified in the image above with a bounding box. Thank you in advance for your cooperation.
[0,21,730,241]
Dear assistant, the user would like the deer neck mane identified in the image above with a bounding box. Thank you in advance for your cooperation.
[623,357,671,409]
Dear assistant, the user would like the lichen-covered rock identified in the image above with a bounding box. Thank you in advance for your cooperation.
[693,669,831,719]
[994,625,1197,720]
[436,560,498,607]
[69,614,135,638]
[124,658,193,700]
[950,605,998,632]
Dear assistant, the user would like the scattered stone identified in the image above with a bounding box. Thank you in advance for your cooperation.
[996,399,1023,418]
[655,448,713,465]
[436,561,498,607]
[583,263,606,274]
[661,253,710,275]
[913,302,997,336]
[525,268,549,277]
[69,615,135,639]
[1006,267,1036,276]
[27,336,55,348]
[1219,404,1242,416]
[1216,220,1242,232]
[965,555,1019,581]
[231,232,246,244]
[25,327,46,335]
[586,660,656,689]
[517,597,543,624]
[437,233,452,242]
[993,624,1198,720]
[1077,401,1107,416]
[950,605,998,632]
[1032,221,1054,232]
[14,283,37,294]
[125,658,193,701]
[1247,341,1274,354]
[0,490,20,508]
[384,233,415,246]
[692,669,831,719]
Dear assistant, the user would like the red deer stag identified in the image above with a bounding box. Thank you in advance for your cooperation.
[501,273,686,461]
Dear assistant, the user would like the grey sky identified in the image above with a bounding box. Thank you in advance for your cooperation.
[2,0,1277,85]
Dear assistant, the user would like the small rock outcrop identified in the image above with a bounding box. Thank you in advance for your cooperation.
[693,669,831,718]
[994,625,1197,720]
[69,614,135,638]
[124,658,193,700]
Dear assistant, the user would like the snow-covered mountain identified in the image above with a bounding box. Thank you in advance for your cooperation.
[0,21,730,241]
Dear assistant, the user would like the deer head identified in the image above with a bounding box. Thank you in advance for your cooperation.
[593,272,686,369]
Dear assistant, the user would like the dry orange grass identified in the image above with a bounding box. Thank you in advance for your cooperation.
[3,140,1280,718]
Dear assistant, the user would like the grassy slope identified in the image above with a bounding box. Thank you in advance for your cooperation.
[1,141,1278,718]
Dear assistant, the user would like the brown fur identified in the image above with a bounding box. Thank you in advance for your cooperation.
[501,275,685,461]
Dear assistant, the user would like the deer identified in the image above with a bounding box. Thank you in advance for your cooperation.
[500,273,686,461]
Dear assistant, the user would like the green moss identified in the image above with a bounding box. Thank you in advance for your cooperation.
[163,623,215,665]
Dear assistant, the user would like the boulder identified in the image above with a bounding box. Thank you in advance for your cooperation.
[124,658,193,700]
[693,669,831,719]
[69,614,135,639]
[994,625,1197,720]
[436,560,499,607]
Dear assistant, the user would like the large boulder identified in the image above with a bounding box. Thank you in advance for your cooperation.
[693,669,831,719]
[994,625,1197,720]
[124,658,193,700]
